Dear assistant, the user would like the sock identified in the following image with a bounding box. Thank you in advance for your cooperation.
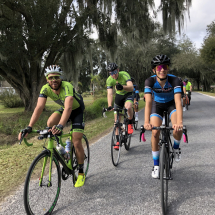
[173,139,180,149]
[129,119,133,124]
[135,112,138,117]
[116,135,119,142]
[78,163,84,174]
[152,151,159,166]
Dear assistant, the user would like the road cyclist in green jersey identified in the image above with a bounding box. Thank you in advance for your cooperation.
[184,78,192,105]
[106,62,134,150]
[18,65,86,187]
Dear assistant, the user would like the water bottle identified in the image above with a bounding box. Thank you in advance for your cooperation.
[65,138,71,160]
[122,124,126,135]
[56,144,66,156]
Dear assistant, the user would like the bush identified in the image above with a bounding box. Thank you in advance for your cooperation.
[85,98,108,121]
[0,89,24,108]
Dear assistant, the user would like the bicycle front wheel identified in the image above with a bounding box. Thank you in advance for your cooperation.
[124,123,131,151]
[24,150,61,215]
[72,134,90,185]
[160,144,170,215]
[111,126,121,166]
[134,120,138,130]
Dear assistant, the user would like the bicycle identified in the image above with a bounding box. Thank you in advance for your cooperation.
[19,127,90,215]
[140,111,188,215]
[102,107,131,166]
[133,105,138,130]
[185,92,189,110]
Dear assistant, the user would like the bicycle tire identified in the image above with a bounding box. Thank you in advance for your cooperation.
[24,150,61,215]
[111,126,121,166]
[124,122,131,151]
[72,134,90,185]
[160,144,169,215]
[134,120,138,130]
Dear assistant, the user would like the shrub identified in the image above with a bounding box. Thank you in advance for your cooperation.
[0,89,24,108]
[85,98,108,121]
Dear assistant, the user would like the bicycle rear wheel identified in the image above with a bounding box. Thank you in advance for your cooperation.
[160,144,169,215]
[72,134,90,185]
[24,150,61,215]
[111,126,121,166]
[134,120,138,130]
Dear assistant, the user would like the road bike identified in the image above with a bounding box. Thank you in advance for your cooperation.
[19,127,90,215]
[140,111,188,215]
[185,92,189,110]
[102,107,132,166]
[133,106,138,130]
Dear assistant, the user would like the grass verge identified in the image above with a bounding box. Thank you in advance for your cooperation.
[0,100,145,203]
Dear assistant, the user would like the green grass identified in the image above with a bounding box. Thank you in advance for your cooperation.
[196,91,215,96]
[0,99,145,202]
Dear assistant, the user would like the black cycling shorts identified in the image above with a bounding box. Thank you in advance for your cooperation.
[150,99,176,120]
[55,107,85,133]
[114,92,134,110]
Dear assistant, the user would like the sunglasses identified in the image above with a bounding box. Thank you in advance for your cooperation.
[156,65,169,71]
[109,69,118,75]
[47,76,61,81]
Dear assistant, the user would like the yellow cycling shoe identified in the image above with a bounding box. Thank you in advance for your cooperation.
[74,174,85,188]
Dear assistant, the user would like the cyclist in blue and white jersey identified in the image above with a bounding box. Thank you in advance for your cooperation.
[131,77,140,121]
[144,55,183,179]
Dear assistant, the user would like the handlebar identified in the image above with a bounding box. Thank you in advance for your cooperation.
[19,128,63,147]
[102,107,128,118]
[139,125,188,143]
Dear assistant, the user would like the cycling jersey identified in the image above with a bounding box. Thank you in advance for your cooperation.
[106,71,132,95]
[39,81,84,111]
[144,74,182,103]
[133,84,140,101]
[186,81,192,91]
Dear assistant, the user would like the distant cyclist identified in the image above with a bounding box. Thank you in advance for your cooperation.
[131,77,140,121]
[106,63,134,150]
[184,78,192,105]
[144,55,183,179]
[178,77,187,111]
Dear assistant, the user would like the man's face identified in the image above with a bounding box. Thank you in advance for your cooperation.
[47,73,61,90]
[153,65,169,80]
[109,69,119,79]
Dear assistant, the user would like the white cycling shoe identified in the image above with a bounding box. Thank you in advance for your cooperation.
[174,148,181,162]
[152,166,159,179]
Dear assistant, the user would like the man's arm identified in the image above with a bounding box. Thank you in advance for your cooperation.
[122,81,134,92]
[174,93,183,125]
[190,84,192,92]
[144,94,152,124]
[58,96,73,127]
[107,88,113,107]
[29,97,47,127]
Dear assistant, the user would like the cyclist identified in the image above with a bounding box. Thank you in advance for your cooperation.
[131,77,140,121]
[18,65,86,187]
[178,77,187,111]
[184,78,192,105]
[106,63,134,150]
[144,55,183,179]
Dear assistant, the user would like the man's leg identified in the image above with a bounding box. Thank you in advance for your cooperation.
[125,100,133,134]
[47,112,61,127]
[134,98,139,120]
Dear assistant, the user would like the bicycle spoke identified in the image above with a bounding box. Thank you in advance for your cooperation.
[111,126,121,166]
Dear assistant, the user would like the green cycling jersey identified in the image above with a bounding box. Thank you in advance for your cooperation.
[39,81,83,110]
[186,81,192,91]
[106,71,132,95]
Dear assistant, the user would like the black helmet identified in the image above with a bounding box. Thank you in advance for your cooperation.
[151,54,170,69]
[131,77,135,83]
[184,78,188,82]
[107,63,118,71]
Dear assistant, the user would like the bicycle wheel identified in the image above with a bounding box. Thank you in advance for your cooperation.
[72,134,90,185]
[160,144,169,215]
[134,120,138,130]
[24,150,61,215]
[111,126,121,166]
[124,122,131,151]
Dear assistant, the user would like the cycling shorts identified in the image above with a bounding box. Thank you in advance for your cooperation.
[55,107,85,133]
[150,99,176,120]
[114,92,134,110]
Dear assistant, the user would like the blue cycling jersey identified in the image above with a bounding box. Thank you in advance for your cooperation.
[144,74,181,103]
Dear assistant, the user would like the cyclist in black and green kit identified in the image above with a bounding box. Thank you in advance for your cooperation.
[106,63,134,150]
[18,65,86,187]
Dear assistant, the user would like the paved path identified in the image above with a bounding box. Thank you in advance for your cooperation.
[1,92,215,215]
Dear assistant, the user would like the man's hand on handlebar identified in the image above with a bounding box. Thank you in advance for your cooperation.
[144,122,153,131]
[18,126,32,140]
[107,106,113,111]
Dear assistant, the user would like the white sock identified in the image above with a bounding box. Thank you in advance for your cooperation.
[135,112,138,117]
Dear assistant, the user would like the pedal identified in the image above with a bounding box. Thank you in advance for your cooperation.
[62,167,69,180]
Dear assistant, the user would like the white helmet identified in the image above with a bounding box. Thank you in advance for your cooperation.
[44,65,63,77]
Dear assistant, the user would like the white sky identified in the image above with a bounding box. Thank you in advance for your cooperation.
[90,1,215,50]
[155,0,215,49]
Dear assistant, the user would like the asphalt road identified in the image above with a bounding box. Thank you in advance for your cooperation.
[1,92,215,215]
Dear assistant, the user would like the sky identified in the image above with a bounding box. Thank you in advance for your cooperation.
[154,0,215,49]
[90,1,215,50]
